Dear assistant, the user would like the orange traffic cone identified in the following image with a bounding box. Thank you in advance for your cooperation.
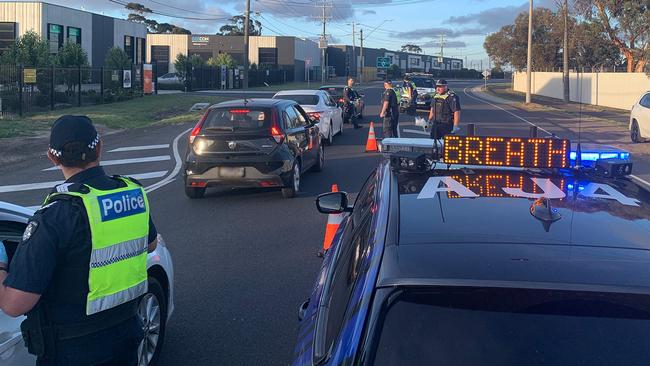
[365,122,378,152]
[322,184,345,251]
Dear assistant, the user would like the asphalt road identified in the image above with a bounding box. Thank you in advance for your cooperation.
[1,80,648,365]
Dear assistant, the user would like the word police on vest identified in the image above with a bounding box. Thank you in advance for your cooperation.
[99,189,147,221]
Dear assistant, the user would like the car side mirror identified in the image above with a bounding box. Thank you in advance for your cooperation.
[316,192,352,214]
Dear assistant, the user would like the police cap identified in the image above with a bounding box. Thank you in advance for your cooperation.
[436,79,448,87]
[48,115,100,159]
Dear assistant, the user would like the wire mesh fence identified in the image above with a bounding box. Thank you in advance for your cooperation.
[0,64,147,118]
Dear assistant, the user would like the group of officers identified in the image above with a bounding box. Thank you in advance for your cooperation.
[380,77,461,139]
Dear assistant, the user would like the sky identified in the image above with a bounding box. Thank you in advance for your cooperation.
[50,0,560,67]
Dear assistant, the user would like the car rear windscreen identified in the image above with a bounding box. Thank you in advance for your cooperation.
[202,108,272,132]
[410,78,434,88]
[370,288,650,366]
[321,87,343,97]
[275,95,319,105]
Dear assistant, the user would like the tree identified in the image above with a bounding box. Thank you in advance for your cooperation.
[105,47,131,70]
[574,0,650,72]
[571,21,621,69]
[124,2,191,34]
[55,42,89,67]
[219,15,262,36]
[207,53,236,68]
[400,44,423,53]
[0,30,50,66]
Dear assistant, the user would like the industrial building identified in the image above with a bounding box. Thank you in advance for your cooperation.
[327,45,463,78]
[0,1,147,66]
[146,34,321,82]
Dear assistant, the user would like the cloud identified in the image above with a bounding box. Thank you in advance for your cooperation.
[361,10,377,15]
[421,41,467,48]
[392,27,485,40]
[443,0,559,33]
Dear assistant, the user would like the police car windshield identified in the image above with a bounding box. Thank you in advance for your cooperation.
[409,78,434,88]
[274,95,320,106]
[370,288,650,366]
[202,108,272,132]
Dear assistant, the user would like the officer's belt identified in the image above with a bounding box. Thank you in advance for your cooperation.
[55,305,137,340]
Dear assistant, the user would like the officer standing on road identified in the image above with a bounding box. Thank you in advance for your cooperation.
[402,77,418,115]
[0,115,158,365]
[428,79,461,139]
[380,80,400,138]
[343,77,360,129]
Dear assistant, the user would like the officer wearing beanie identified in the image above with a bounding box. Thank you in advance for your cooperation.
[0,115,158,365]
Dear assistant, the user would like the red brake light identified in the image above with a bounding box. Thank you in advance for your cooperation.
[338,98,344,103]
[189,111,209,144]
[229,109,251,114]
[271,125,284,144]
[307,111,322,121]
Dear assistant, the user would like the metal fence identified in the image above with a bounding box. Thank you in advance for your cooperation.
[0,64,148,118]
[182,64,293,91]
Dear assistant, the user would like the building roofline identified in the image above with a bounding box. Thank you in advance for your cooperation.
[4,1,146,25]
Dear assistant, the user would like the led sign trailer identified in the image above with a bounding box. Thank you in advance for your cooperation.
[443,136,571,168]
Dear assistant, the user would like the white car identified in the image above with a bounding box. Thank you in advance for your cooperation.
[630,91,650,143]
[0,201,174,366]
[157,72,183,85]
[272,90,343,145]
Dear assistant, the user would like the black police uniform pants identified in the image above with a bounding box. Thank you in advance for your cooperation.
[383,115,399,138]
[430,122,453,140]
[37,317,143,366]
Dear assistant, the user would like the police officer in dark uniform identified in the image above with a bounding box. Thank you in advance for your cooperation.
[343,77,360,129]
[0,115,158,365]
[380,80,400,138]
[428,79,461,139]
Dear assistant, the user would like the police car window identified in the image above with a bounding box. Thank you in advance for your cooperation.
[369,288,650,366]
[0,221,27,267]
[323,214,372,357]
[203,108,271,131]
[353,170,377,224]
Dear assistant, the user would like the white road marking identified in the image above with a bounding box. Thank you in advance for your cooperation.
[0,171,168,194]
[631,175,650,188]
[462,86,553,135]
[43,155,171,171]
[145,127,192,193]
[402,128,430,136]
[108,144,170,153]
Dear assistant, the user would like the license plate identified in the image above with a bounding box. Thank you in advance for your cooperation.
[417,101,426,105]
[219,167,245,178]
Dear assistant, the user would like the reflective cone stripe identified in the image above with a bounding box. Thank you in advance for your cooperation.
[323,184,344,251]
[365,121,378,152]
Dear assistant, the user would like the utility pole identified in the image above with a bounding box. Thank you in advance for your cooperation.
[243,0,250,89]
[526,0,533,104]
[562,0,569,102]
[351,22,356,77]
[359,28,364,84]
[315,0,332,83]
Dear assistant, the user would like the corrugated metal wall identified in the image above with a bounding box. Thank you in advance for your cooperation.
[0,2,42,37]
[146,34,189,67]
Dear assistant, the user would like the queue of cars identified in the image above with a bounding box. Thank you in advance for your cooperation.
[293,136,650,365]
[183,85,365,199]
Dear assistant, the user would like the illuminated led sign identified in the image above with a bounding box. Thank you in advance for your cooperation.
[443,136,570,168]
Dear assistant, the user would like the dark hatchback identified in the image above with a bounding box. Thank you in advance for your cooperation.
[293,144,650,365]
[183,99,324,199]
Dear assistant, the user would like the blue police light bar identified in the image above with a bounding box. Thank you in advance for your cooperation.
[569,143,631,163]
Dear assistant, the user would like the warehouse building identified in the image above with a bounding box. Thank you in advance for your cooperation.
[146,34,321,82]
[0,1,147,66]
[327,45,463,78]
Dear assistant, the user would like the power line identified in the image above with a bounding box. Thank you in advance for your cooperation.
[144,0,228,17]
[108,0,230,20]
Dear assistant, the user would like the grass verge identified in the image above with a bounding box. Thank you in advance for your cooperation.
[0,94,225,138]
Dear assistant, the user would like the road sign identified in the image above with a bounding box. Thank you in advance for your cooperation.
[23,68,36,84]
[482,70,491,78]
[377,57,390,69]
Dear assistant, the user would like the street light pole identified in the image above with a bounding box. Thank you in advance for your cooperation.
[243,0,250,89]
[525,0,533,104]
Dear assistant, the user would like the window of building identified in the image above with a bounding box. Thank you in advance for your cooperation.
[258,48,278,67]
[135,37,145,64]
[124,35,134,62]
[47,24,64,53]
[411,58,420,66]
[67,27,81,45]
[0,22,16,52]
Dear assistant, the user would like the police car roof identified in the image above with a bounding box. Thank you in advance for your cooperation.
[378,166,650,294]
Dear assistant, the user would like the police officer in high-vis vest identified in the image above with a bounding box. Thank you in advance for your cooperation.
[402,77,418,115]
[0,115,158,365]
[428,79,461,139]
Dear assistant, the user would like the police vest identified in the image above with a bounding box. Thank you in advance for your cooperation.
[43,177,149,316]
[433,91,456,124]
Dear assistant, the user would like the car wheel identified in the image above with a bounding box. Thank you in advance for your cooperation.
[282,161,300,198]
[631,120,642,143]
[312,144,324,172]
[138,277,167,366]
[184,185,205,199]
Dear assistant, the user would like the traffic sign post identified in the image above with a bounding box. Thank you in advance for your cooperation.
[482,69,491,90]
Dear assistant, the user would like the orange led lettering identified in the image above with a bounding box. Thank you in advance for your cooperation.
[444,135,462,164]
[485,137,504,166]
[485,175,504,197]
[527,139,545,167]
[548,139,569,168]
[506,138,525,166]
[464,175,485,197]
[464,137,483,165]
